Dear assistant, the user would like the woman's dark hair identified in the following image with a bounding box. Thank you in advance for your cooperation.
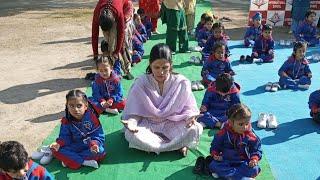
[99,8,115,31]
[137,8,145,15]
[96,55,114,69]
[216,73,233,93]
[292,41,307,58]
[146,43,173,74]
[305,10,316,18]
[227,103,251,122]
[0,141,28,172]
[65,90,88,120]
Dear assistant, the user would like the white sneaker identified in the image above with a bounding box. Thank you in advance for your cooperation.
[253,58,263,63]
[194,57,201,64]
[196,81,205,90]
[189,56,196,63]
[270,83,280,92]
[193,46,203,52]
[257,113,268,128]
[191,81,198,91]
[31,151,44,160]
[39,146,53,165]
[267,114,278,129]
[211,173,219,178]
[298,84,310,90]
[279,40,285,46]
[265,82,272,91]
[105,108,119,114]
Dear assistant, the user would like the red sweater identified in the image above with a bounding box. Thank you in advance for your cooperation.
[91,0,131,57]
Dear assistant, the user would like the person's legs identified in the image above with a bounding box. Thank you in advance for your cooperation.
[151,18,158,32]
[178,29,189,52]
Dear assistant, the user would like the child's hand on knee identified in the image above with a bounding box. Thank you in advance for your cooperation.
[90,145,100,154]
[249,159,258,167]
[200,105,207,113]
[50,142,60,151]
[253,52,258,57]
[268,49,274,54]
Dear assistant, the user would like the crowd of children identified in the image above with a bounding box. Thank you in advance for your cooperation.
[1,1,320,180]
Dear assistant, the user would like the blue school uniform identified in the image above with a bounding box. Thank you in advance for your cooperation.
[198,82,240,128]
[209,122,262,179]
[197,27,213,47]
[52,102,106,169]
[0,160,54,180]
[295,20,319,46]
[195,22,204,39]
[278,56,312,89]
[142,16,152,39]
[244,25,262,47]
[92,72,124,104]
[135,23,148,41]
[309,90,320,116]
[291,0,310,33]
[132,32,145,64]
[252,35,275,62]
[201,54,235,85]
[202,35,230,63]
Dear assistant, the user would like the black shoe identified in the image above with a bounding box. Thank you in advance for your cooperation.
[239,55,246,63]
[193,156,205,175]
[246,55,253,63]
[123,72,134,80]
[85,72,96,81]
[203,155,214,176]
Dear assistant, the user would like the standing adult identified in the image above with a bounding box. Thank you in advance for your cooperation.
[161,0,189,53]
[139,0,161,34]
[184,0,197,35]
[92,0,134,80]
[121,43,203,156]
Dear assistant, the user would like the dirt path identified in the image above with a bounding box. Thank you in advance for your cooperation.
[0,0,291,154]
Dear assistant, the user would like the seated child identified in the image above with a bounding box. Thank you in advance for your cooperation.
[201,43,235,86]
[278,41,312,90]
[209,103,262,179]
[244,12,263,47]
[309,89,320,123]
[197,73,240,129]
[92,56,126,114]
[101,40,122,76]
[133,13,148,41]
[0,141,54,180]
[137,8,152,39]
[50,90,106,169]
[197,15,214,47]
[295,10,319,47]
[202,22,230,64]
[195,13,210,39]
[132,30,145,65]
[247,24,275,63]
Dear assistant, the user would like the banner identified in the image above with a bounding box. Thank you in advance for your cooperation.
[248,0,320,26]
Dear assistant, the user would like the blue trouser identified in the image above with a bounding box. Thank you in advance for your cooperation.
[244,39,255,47]
[198,112,227,128]
[201,53,210,64]
[209,160,260,180]
[53,143,105,169]
[304,37,319,47]
[113,59,122,76]
[279,76,311,89]
[252,52,274,62]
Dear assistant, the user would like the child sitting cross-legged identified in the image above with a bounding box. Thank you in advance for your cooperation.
[197,73,240,129]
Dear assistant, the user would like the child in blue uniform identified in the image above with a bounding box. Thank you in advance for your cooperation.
[137,8,152,39]
[132,30,145,65]
[244,12,263,47]
[195,13,210,39]
[0,141,54,180]
[202,22,230,64]
[309,89,320,123]
[278,41,312,90]
[290,0,310,34]
[295,10,319,47]
[201,43,235,86]
[198,73,240,129]
[50,90,106,169]
[93,56,126,114]
[209,104,262,179]
[247,24,275,63]
[197,16,214,47]
[133,13,148,41]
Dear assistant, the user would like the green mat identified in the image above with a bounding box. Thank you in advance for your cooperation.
[41,1,274,179]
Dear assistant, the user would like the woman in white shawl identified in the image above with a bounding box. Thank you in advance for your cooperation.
[121,43,203,156]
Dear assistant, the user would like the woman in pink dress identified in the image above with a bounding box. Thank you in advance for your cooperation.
[121,43,203,156]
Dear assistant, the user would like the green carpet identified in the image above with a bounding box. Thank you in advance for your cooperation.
[41,1,274,179]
